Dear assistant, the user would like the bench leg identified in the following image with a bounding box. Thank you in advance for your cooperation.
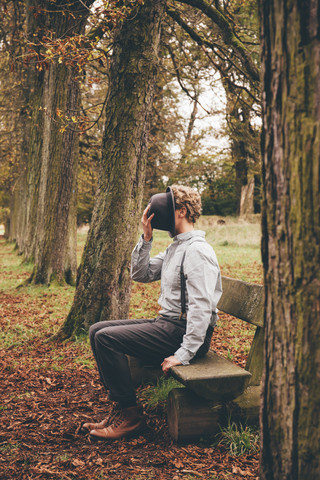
[167,386,261,442]
[229,385,261,425]
[167,388,224,441]
[127,355,162,387]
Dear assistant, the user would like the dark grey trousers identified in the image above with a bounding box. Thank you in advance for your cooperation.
[89,316,187,408]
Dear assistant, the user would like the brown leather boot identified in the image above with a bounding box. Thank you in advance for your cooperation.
[89,405,145,440]
[82,403,121,432]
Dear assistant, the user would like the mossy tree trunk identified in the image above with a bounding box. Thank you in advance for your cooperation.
[20,1,91,284]
[9,172,28,252]
[22,15,45,262]
[59,0,166,339]
[8,0,42,254]
[29,60,79,285]
[29,0,92,285]
[260,1,320,478]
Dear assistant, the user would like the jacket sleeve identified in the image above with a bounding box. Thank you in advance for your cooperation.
[131,235,165,283]
[173,247,220,365]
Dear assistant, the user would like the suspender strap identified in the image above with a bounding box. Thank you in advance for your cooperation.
[179,251,187,320]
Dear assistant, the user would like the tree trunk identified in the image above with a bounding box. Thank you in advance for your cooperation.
[7,1,39,254]
[21,41,45,262]
[260,1,320,479]
[222,78,250,213]
[29,60,80,285]
[22,1,90,284]
[240,177,254,216]
[9,173,28,252]
[58,0,166,339]
[234,153,248,212]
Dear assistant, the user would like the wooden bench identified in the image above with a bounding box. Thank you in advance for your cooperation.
[167,276,264,441]
[128,275,264,442]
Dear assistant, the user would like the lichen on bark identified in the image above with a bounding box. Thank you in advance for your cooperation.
[260,1,320,478]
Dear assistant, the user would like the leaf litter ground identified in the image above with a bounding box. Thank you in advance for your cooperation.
[0,235,262,480]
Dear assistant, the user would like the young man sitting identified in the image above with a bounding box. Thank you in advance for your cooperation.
[83,185,222,440]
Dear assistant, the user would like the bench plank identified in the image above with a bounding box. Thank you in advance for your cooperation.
[218,276,264,327]
[170,351,251,401]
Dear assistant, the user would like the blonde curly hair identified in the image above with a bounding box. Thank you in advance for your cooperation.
[171,185,202,223]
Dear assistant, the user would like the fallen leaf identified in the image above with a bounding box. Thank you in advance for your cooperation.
[72,459,85,467]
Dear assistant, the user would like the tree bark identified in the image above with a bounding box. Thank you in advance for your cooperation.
[9,173,28,252]
[22,0,91,284]
[29,60,80,285]
[21,9,45,262]
[260,1,320,479]
[58,0,166,338]
[240,177,255,216]
[222,78,249,213]
[7,1,38,253]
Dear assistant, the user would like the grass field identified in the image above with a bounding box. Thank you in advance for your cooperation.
[0,216,263,357]
[134,215,262,282]
[0,216,262,480]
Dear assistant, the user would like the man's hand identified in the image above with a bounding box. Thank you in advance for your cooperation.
[161,355,182,375]
[141,204,154,242]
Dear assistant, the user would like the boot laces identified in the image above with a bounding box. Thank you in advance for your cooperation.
[107,404,123,427]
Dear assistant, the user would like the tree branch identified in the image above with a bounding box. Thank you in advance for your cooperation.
[174,0,260,83]
[165,42,212,115]
[167,8,260,103]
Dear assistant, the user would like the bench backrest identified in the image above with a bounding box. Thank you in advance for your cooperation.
[217,276,265,386]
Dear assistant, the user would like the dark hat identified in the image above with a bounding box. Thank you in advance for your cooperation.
[147,187,176,237]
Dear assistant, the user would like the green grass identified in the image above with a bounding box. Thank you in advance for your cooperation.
[77,228,89,264]
[0,289,73,349]
[199,215,261,246]
[133,215,262,284]
[73,356,95,369]
[0,242,33,290]
[0,442,21,457]
[139,376,184,409]
[226,350,234,361]
[0,238,75,350]
[216,421,260,456]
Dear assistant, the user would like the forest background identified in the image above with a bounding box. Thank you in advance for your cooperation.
[1,1,319,479]
[0,0,260,232]
[0,0,261,337]
[0,2,262,478]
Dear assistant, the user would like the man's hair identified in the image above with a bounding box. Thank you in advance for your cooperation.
[171,185,202,223]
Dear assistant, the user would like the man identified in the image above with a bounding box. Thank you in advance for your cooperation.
[83,185,222,440]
